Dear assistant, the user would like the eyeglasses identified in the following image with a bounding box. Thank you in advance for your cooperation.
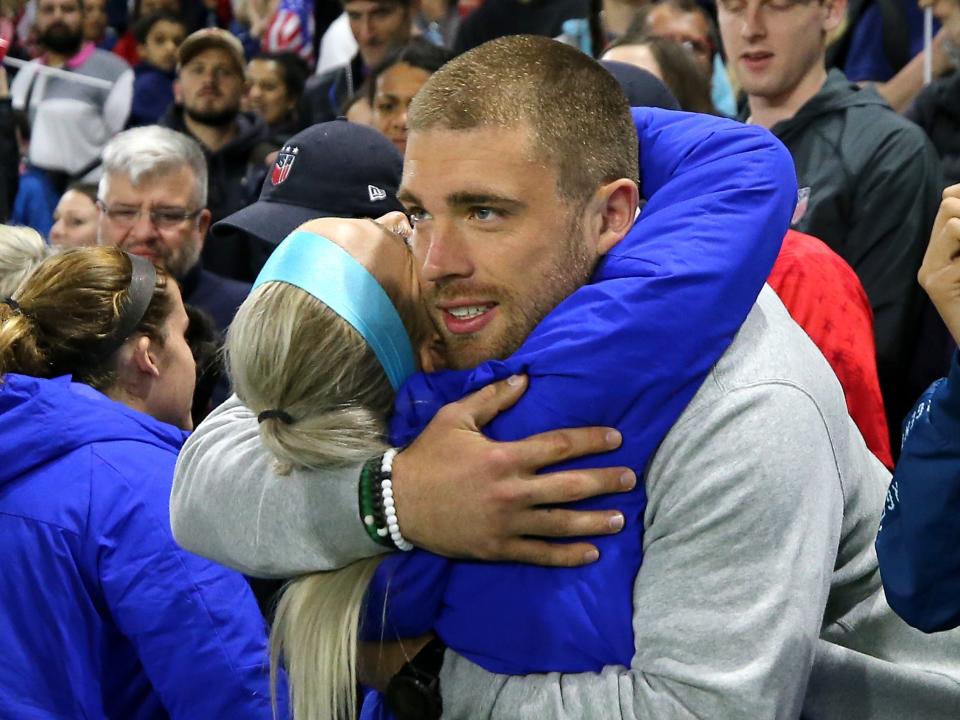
[97,201,202,230]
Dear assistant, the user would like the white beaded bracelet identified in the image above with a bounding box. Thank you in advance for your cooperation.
[380,447,413,551]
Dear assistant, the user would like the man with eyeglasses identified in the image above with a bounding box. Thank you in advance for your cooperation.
[97,124,250,334]
[159,28,277,281]
[718,0,945,452]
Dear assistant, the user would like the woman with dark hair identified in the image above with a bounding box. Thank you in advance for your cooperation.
[366,39,451,155]
[246,51,308,145]
[604,34,716,114]
[0,247,281,719]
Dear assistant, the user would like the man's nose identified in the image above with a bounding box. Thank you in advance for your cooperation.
[741,2,766,38]
[129,210,161,240]
[416,218,473,283]
[356,16,376,43]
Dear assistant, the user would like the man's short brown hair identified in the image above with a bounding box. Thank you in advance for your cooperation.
[408,35,639,206]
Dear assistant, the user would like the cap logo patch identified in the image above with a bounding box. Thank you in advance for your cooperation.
[368,185,387,202]
[272,146,299,186]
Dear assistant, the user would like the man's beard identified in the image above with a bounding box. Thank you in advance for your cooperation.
[39,23,83,56]
[432,212,595,370]
[163,236,203,279]
[184,103,240,128]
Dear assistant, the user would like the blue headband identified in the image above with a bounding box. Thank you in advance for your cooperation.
[252,230,417,391]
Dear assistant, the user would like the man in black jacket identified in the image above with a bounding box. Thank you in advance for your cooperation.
[301,0,415,125]
[719,0,944,446]
[160,28,276,280]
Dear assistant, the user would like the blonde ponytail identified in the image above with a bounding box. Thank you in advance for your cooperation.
[227,281,401,720]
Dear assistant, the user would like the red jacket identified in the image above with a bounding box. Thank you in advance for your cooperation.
[768,230,893,468]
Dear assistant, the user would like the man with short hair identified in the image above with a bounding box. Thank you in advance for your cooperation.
[719,0,944,447]
[97,125,250,333]
[10,0,132,185]
[173,36,960,719]
[301,0,416,124]
[160,28,275,279]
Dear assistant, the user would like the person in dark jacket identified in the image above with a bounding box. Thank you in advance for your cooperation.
[160,28,276,279]
[905,0,960,188]
[0,246,283,718]
[128,11,186,126]
[719,0,944,450]
[877,183,960,633]
[97,125,250,333]
[301,0,414,125]
[245,51,308,146]
[908,71,960,188]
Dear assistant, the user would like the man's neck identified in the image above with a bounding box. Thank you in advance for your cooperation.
[747,65,828,130]
[183,114,238,153]
[44,49,71,67]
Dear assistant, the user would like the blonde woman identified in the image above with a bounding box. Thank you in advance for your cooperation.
[223,104,796,720]
[0,224,50,297]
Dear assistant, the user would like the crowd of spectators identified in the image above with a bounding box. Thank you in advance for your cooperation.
[3,0,960,718]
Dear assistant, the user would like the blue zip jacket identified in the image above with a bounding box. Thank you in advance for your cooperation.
[0,374,281,719]
[359,108,796,718]
[877,351,960,633]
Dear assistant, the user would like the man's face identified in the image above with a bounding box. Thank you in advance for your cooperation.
[718,0,841,103]
[81,0,106,42]
[344,1,413,69]
[36,0,84,56]
[97,166,211,278]
[177,47,245,127]
[646,5,714,77]
[400,125,598,370]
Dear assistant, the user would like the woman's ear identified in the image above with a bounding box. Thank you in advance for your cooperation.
[418,334,446,373]
[592,178,640,257]
[131,335,161,379]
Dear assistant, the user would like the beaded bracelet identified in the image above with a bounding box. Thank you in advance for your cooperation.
[379,447,413,551]
[359,456,393,548]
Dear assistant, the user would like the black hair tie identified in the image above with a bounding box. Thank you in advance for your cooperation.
[2,297,23,315]
[258,409,296,425]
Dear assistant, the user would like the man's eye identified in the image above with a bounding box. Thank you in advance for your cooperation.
[470,208,499,222]
[111,209,139,222]
[407,209,432,225]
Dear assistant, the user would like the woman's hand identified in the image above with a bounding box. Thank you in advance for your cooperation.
[919,184,960,345]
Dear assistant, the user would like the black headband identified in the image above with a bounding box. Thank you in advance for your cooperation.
[100,253,158,357]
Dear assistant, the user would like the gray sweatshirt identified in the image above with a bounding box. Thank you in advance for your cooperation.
[171,287,960,719]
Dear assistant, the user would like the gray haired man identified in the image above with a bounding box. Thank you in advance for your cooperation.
[97,125,250,333]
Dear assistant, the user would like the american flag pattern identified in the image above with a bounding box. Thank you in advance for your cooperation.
[263,0,315,65]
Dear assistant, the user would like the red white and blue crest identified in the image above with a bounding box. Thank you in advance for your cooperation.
[272,146,299,185]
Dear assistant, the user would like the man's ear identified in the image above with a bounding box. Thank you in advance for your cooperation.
[173,78,183,104]
[591,178,640,257]
[822,0,847,33]
[195,208,212,249]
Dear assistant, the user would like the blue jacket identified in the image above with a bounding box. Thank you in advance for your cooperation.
[129,62,176,127]
[0,374,281,719]
[359,108,796,715]
[877,351,960,633]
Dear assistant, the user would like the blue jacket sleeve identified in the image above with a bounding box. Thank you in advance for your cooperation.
[89,444,283,718]
[877,352,960,633]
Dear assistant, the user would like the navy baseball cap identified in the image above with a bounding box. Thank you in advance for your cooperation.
[212,119,406,246]
[600,61,680,111]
